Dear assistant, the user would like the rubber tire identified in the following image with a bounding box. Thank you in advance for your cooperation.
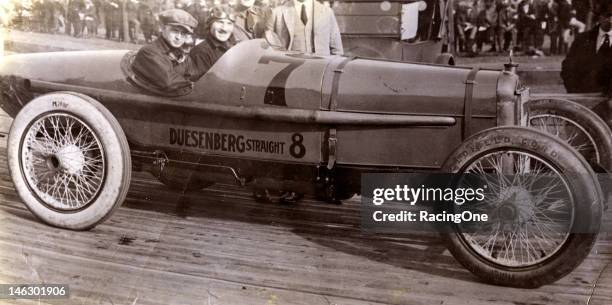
[8,92,131,230]
[442,126,602,288]
[527,98,612,172]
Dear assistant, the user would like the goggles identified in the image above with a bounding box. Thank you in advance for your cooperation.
[209,7,236,22]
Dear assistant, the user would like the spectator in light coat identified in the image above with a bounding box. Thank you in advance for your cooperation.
[265,0,343,55]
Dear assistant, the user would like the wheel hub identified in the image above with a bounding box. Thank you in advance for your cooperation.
[45,155,61,172]
[461,150,574,267]
[497,186,535,225]
[55,144,86,175]
[497,203,517,221]
[21,113,105,211]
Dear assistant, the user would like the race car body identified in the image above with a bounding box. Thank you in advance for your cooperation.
[0,38,602,289]
[0,39,508,169]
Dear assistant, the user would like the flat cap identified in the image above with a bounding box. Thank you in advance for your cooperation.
[159,9,198,33]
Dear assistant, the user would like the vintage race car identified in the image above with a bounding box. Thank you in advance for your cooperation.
[0,38,604,288]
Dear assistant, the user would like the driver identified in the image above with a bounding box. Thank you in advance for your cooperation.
[189,6,238,80]
[131,9,198,94]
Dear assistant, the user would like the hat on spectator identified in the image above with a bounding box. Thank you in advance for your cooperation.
[207,6,236,25]
[159,9,198,33]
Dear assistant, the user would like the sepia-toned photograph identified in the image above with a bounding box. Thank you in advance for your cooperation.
[0,0,611,304]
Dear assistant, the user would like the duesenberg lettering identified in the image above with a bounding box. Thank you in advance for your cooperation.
[169,128,285,155]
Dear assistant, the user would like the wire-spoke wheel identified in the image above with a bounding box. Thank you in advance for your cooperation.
[22,113,105,211]
[459,150,573,268]
[442,127,602,288]
[530,114,597,165]
[8,92,131,230]
[527,98,612,172]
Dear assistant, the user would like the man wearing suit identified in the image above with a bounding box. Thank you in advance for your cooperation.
[517,0,538,52]
[265,0,343,55]
[557,0,573,54]
[103,0,120,40]
[233,0,271,41]
[561,1,612,93]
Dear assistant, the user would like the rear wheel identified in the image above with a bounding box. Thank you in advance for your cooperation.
[442,126,602,288]
[8,92,131,230]
[527,98,612,172]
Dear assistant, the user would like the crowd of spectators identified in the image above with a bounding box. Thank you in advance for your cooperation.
[3,0,599,57]
[3,0,281,44]
[455,0,594,56]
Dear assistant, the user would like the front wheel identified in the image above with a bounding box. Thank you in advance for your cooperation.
[442,126,602,288]
[8,92,131,230]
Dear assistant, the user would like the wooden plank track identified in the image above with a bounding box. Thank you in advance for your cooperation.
[0,141,611,304]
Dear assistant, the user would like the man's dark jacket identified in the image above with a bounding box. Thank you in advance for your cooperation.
[561,26,612,93]
[189,34,236,81]
[132,37,194,94]
[557,0,572,28]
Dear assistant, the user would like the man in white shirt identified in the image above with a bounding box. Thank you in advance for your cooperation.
[561,1,612,93]
[265,0,343,55]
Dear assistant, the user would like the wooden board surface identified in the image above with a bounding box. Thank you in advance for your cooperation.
[1,24,608,305]
[0,116,610,305]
